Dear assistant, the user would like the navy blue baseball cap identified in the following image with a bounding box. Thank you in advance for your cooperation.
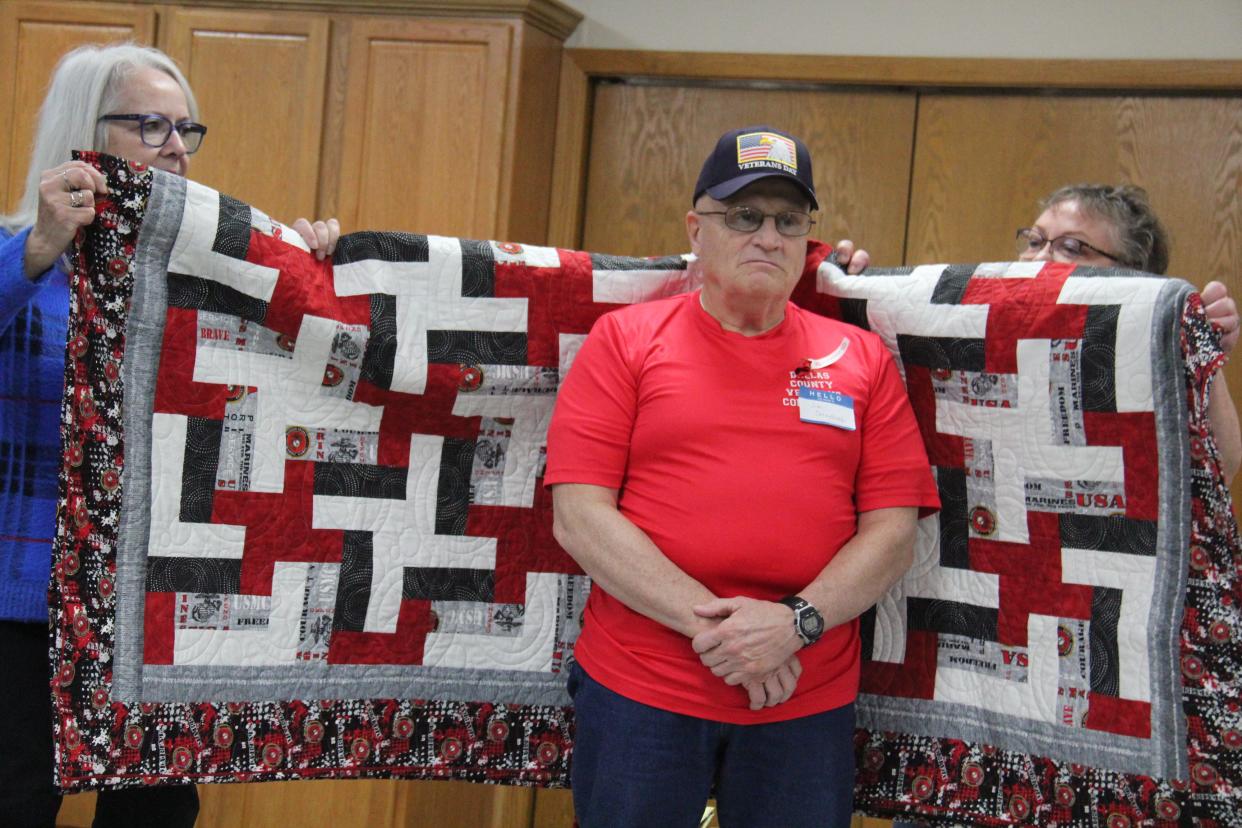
[693,125,818,210]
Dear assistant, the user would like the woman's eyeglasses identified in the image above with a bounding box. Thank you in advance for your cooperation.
[1015,228,1119,262]
[98,113,208,154]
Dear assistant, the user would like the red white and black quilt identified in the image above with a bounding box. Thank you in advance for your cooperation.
[52,153,1241,825]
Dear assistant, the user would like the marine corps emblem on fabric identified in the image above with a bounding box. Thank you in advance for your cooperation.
[735,131,797,171]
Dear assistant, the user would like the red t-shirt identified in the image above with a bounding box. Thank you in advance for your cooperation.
[545,291,939,723]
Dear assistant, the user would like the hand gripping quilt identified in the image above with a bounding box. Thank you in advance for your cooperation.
[51,153,1242,826]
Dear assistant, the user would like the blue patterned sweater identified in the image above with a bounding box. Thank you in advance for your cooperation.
[1,226,69,623]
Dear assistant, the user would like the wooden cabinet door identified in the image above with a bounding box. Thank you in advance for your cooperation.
[159,8,329,224]
[0,0,155,211]
[334,16,512,238]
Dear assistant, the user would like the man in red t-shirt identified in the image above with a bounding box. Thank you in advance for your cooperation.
[545,125,940,827]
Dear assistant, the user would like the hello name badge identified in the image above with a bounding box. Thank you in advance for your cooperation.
[798,387,856,430]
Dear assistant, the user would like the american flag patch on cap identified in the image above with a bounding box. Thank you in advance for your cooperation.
[736,132,798,170]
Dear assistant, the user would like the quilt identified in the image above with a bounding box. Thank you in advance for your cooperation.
[51,153,1241,825]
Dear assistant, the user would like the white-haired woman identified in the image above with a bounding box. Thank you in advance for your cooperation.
[0,42,338,828]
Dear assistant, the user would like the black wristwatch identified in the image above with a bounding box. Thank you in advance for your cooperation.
[778,595,825,646]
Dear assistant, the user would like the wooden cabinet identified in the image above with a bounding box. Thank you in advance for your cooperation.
[0,0,577,242]
[334,16,513,236]
[328,13,564,239]
[159,8,330,224]
[0,1,155,211]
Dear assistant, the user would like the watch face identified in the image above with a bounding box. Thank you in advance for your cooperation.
[800,609,825,639]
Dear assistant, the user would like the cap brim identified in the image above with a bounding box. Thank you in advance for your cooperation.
[703,171,818,211]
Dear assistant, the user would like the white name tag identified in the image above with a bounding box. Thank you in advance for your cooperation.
[798,387,856,430]
[808,337,849,369]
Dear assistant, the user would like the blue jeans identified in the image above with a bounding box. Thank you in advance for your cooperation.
[568,662,856,828]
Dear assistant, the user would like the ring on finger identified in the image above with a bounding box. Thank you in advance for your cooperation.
[60,169,73,189]
[69,190,84,209]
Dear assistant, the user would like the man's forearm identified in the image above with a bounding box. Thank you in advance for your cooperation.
[797,507,918,629]
[551,483,718,638]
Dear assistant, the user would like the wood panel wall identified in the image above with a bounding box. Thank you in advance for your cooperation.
[576,83,1242,288]
[906,93,1242,283]
[580,83,916,263]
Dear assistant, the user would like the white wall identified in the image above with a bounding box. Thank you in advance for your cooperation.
[563,0,1242,60]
